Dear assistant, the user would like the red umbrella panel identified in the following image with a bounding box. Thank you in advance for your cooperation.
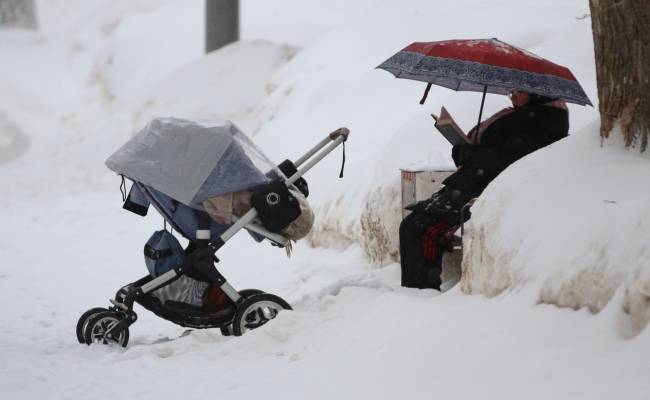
[377,38,592,106]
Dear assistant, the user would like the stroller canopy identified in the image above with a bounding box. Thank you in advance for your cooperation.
[106,118,278,208]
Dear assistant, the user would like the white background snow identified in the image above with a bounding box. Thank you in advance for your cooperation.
[1,0,649,399]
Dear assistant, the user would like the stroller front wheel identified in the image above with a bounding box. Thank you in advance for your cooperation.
[83,311,130,347]
[76,307,108,344]
[232,293,291,336]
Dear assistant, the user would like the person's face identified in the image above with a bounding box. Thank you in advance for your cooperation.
[509,90,530,108]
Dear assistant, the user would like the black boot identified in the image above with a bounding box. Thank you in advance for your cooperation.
[399,213,443,290]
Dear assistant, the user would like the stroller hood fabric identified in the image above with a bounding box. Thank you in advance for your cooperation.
[106,118,278,208]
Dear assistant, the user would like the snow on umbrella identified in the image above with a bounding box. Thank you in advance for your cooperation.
[377,38,592,107]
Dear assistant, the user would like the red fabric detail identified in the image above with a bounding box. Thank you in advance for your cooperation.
[202,284,231,313]
[403,39,576,81]
[422,222,450,261]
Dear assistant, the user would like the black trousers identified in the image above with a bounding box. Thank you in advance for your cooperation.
[399,212,445,290]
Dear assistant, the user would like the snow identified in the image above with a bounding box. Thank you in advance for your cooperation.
[1,0,649,399]
[462,122,650,337]
[132,40,298,134]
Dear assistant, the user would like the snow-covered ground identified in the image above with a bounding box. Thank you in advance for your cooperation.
[1,0,649,399]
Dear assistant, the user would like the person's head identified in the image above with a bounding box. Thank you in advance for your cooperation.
[509,90,557,108]
[508,90,530,108]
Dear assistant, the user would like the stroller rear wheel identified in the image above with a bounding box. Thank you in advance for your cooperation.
[83,311,130,347]
[232,293,291,336]
[220,289,265,336]
[76,307,108,344]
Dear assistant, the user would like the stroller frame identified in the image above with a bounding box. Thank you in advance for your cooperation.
[77,128,350,347]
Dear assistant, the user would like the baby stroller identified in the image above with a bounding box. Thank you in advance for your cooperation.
[76,118,349,347]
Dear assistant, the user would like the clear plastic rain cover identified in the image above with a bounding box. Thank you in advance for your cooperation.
[105,117,280,209]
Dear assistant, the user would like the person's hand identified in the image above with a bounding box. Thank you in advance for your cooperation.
[438,229,456,253]
[404,197,434,213]
[451,144,473,166]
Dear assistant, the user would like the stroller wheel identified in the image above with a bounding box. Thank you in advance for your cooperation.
[219,326,233,336]
[83,311,130,347]
[76,307,107,344]
[239,289,264,298]
[232,293,292,337]
[219,289,264,336]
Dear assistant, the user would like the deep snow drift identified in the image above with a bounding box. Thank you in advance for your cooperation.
[1,0,649,399]
[463,124,650,336]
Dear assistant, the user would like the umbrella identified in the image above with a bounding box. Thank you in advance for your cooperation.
[377,38,592,129]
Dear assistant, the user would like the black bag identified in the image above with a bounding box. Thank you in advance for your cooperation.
[251,181,301,233]
[144,230,185,277]
[123,184,150,216]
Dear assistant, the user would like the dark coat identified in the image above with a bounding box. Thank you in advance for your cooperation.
[443,103,569,202]
[398,101,569,289]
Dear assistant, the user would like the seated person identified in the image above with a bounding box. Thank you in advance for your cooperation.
[399,90,569,290]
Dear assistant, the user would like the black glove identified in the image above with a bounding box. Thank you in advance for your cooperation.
[251,181,301,233]
[404,187,465,226]
[277,159,309,198]
[451,144,474,167]
[404,197,435,213]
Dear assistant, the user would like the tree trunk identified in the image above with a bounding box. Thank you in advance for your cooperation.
[0,0,37,29]
[205,0,239,53]
[589,0,650,152]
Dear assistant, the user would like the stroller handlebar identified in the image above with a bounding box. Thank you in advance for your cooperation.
[329,127,350,142]
[218,128,350,245]
[286,128,349,187]
[295,127,350,167]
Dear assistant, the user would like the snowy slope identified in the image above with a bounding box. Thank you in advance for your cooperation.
[1,0,649,399]
[463,123,650,337]
[2,192,649,400]
[250,0,599,251]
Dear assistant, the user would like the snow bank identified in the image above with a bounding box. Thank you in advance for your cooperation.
[5,0,599,266]
[85,1,203,103]
[0,110,30,163]
[2,1,650,398]
[133,40,298,135]
[461,122,650,336]
[246,0,599,263]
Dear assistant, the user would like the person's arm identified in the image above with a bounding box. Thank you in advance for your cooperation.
[454,108,568,178]
[454,136,533,177]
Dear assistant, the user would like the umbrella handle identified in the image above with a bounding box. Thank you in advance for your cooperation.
[473,85,488,137]
[419,82,433,104]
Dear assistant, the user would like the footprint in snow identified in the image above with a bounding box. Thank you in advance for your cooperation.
[153,347,175,358]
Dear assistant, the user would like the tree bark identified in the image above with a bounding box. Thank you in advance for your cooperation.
[205,0,239,53]
[589,0,650,152]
